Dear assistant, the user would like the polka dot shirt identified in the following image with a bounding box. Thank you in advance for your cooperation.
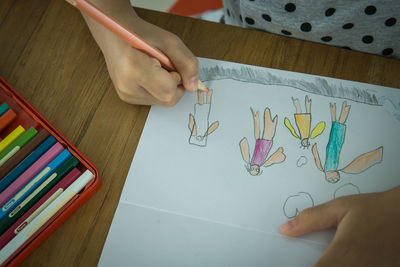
[222,0,399,59]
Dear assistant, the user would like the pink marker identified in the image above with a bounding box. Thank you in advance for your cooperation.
[0,168,82,249]
[0,143,64,207]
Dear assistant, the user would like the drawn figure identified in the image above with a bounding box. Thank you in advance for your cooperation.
[284,96,325,148]
[312,101,383,183]
[188,90,219,147]
[239,107,286,176]
[334,183,360,199]
[283,192,314,219]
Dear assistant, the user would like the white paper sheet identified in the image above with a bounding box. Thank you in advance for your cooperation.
[99,58,400,267]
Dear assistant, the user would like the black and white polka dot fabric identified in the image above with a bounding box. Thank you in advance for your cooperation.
[223,0,399,59]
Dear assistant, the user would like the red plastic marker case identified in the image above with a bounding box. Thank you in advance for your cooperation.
[0,77,100,266]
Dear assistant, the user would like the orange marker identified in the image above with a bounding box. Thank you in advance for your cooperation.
[0,109,17,132]
[66,0,208,92]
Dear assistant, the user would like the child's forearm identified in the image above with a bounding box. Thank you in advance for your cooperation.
[80,0,141,53]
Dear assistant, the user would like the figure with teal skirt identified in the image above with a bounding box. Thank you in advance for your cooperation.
[312,101,383,183]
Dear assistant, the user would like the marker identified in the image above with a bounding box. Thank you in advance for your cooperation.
[0,127,38,167]
[0,157,79,235]
[0,142,63,206]
[0,126,24,154]
[0,135,56,194]
[0,129,50,181]
[0,110,17,133]
[0,168,82,249]
[0,170,94,264]
[65,0,208,92]
[0,149,71,220]
[0,103,10,116]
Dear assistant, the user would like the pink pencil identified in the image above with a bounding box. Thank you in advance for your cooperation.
[0,143,64,207]
[0,168,82,249]
[65,0,208,92]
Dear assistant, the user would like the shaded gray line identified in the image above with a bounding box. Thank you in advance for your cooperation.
[199,65,380,106]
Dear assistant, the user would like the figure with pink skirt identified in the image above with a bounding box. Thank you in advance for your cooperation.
[240,107,286,176]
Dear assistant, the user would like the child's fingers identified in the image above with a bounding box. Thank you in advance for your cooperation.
[112,46,183,105]
[114,80,185,107]
[280,198,349,237]
[160,33,199,92]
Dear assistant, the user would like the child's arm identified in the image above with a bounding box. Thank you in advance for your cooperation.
[81,0,199,106]
[280,186,400,266]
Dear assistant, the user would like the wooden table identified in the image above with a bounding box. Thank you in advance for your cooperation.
[0,0,399,265]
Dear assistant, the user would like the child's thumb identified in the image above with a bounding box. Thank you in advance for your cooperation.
[280,200,347,237]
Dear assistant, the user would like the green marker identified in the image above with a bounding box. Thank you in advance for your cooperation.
[0,127,38,166]
[0,156,79,235]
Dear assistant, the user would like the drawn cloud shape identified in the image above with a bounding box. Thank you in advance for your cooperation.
[333,183,360,199]
[296,156,308,167]
[283,192,314,219]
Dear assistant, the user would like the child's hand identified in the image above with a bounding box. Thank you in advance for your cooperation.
[82,2,198,106]
[280,186,400,267]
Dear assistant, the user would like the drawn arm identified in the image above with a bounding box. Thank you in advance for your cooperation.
[310,121,326,139]
[292,97,302,113]
[284,118,299,139]
[312,144,324,171]
[251,108,260,139]
[188,114,197,136]
[263,108,277,140]
[205,121,219,136]
[341,147,383,174]
[305,96,311,113]
[263,147,286,167]
[239,138,251,164]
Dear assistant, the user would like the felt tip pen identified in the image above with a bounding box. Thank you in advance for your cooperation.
[0,157,79,235]
[0,149,71,220]
[0,170,94,264]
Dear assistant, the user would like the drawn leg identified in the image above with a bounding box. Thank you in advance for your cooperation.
[206,89,212,104]
[251,108,260,139]
[330,103,336,122]
[292,97,302,113]
[338,101,351,124]
[341,147,383,174]
[305,96,311,114]
[262,108,277,140]
[197,90,204,105]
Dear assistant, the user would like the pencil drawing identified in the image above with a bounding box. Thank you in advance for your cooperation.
[333,183,360,199]
[284,96,326,148]
[296,156,308,168]
[283,192,314,219]
[188,89,219,147]
[199,65,380,106]
[239,107,286,176]
[312,101,383,183]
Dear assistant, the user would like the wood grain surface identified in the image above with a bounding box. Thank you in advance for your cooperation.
[0,0,399,266]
